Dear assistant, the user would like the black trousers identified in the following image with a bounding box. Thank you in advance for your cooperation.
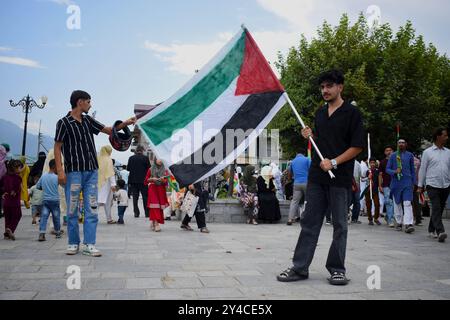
[412,185,423,224]
[293,182,349,275]
[427,186,450,234]
[129,183,149,217]
[182,210,206,229]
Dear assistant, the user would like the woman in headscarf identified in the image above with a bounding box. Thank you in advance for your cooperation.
[239,165,259,225]
[257,165,281,223]
[29,152,46,186]
[0,145,7,219]
[19,156,30,209]
[97,145,117,224]
[270,162,284,200]
[145,159,169,232]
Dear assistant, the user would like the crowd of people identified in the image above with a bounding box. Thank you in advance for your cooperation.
[0,77,448,290]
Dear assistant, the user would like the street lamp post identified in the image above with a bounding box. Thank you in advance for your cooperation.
[9,94,48,156]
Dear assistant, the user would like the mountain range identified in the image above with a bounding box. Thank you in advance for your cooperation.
[0,119,54,161]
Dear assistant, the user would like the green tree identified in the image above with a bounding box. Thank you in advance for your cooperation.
[271,14,450,160]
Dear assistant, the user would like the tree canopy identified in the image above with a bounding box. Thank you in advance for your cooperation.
[271,13,450,160]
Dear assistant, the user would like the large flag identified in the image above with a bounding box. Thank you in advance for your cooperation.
[137,27,287,186]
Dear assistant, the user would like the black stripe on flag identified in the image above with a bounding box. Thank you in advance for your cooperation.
[170,91,283,187]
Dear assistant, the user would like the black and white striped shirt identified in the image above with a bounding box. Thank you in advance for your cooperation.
[54,112,105,173]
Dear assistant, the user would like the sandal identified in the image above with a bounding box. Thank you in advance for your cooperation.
[252,219,258,225]
[150,222,155,231]
[276,268,308,282]
[200,227,210,233]
[154,224,161,232]
[327,272,350,286]
[180,224,193,231]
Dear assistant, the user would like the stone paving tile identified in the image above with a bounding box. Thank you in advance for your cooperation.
[195,287,244,299]
[146,288,198,299]
[126,278,163,289]
[107,289,147,300]
[1,207,449,300]
[0,291,38,300]
[162,276,204,289]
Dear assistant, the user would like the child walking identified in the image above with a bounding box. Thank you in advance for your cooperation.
[180,182,210,233]
[29,175,44,225]
[36,160,62,241]
[114,179,128,225]
[0,160,23,240]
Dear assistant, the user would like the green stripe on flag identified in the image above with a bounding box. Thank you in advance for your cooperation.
[140,32,246,146]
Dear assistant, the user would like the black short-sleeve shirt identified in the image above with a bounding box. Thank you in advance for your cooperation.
[54,112,105,173]
[308,101,365,188]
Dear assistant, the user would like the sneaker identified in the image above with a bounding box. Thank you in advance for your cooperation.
[117,220,124,225]
[200,227,210,233]
[351,220,362,224]
[438,233,447,243]
[325,220,331,225]
[82,244,102,257]
[55,231,61,239]
[429,232,438,239]
[389,223,395,228]
[405,225,415,234]
[286,220,293,226]
[396,224,403,231]
[368,221,374,226]
[38,233,46,242]
[66,244,79,255]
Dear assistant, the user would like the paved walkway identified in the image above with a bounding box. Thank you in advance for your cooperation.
[1,204,449,300]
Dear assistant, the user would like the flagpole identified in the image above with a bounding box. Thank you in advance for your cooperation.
[283,92,335,179]
[368,133,373,200]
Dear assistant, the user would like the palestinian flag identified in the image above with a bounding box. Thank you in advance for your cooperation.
[137,27,287,186]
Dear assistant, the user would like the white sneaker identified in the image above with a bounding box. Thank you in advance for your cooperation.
[66,244,79,255]
[82,244,102,257]
[429,232,438,239]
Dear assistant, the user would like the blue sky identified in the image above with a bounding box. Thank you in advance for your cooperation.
[1,0,449,163]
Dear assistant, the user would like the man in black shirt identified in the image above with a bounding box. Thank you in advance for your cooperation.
[54,90,136,257]
[127,145,150,217]
[277,70,364,285]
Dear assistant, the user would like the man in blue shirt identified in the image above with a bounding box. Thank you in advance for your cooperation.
[287,149,311,225]
[36,159,61,241]
[387,139,415,234]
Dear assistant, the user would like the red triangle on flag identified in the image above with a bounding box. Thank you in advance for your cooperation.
[235,30,285,96]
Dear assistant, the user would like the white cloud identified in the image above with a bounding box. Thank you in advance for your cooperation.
[256,0,317,35]
[144,32,233,75]
[0,56,43,68]
[0,47,13,52]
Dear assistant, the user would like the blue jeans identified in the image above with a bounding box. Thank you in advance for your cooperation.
[293,182,349,275]
[39,200,60,233]
[383,187,394,224]
[65,171,99,246]
[117,206,127,222]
